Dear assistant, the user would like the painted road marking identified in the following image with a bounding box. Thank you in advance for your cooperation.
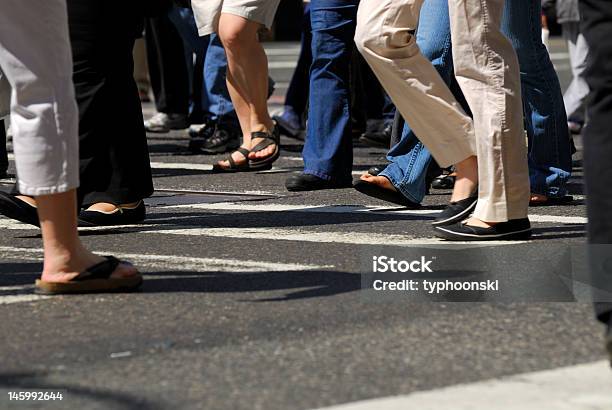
[313,360,612,410]
[0,246,330,273]
[0,246,331,305]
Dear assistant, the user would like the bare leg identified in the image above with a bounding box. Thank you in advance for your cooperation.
[218,13,276,161]
[35,189,138,283]
[451,156,478,202]
[216,71,256,168]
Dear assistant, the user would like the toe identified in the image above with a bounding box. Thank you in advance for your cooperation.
[111,262,140,279]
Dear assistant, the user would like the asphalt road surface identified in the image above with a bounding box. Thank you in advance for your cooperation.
[0,39,610,410]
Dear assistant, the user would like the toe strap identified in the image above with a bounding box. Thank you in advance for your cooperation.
[251,130,279,153]
[73,256,121,281]
[228,147,251,168]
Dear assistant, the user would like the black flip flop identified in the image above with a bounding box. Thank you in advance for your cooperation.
[353,180,420,208]
[249,126,280,170]
[35,256,143,295]
[0,191,40,227]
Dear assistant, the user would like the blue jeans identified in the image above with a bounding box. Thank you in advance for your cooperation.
[168,7,237,126]
[381,0,572,202]
[302,0,359,183]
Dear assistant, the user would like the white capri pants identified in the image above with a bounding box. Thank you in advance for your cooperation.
[0,0,79,196]
[191,0,282,36]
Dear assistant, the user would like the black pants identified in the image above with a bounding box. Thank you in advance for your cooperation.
[581,0,612,325]
[284,3,311,118]
[68,0,153,206]
[0,120,7,176]
[145,14,190,115]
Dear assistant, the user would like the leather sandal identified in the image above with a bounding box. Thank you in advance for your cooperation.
[249,125,280,170]
[212,147,253,173]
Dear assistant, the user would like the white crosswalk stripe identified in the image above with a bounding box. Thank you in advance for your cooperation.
[313,360,612,410]
[0,200,585,250]
[0,246,331,305]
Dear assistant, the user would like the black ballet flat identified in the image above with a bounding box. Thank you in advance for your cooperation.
[353,179,420,208]
[0,191,40,227]
[78,201,146,227]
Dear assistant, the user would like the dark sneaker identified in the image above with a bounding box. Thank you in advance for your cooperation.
[200,124,240,155]
[286,173,352,192]
[432,195,478,226]
[188,120,217,153]
[359,123,392,148]
[434,218,532,241]
[145,113,188,133]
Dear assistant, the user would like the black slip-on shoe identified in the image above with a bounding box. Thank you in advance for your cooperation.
[434,218,532,241]
[353,180,420,208]
[0,192,39,227]
[432,195,478,226]
[367,164,388,177]
[78,201,146,227]
[285,173,352,192]
[431,174,456,190]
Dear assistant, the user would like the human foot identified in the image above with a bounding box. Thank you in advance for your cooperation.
[40,244,139,284]
[215,145,251,170]
[85,201,141,213]
[248,125,280,162]
[359,173,397,192]
[16,195,37,207]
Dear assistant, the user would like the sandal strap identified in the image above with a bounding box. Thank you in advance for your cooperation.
[227,147,251,168]
[251,128,279,153]
[73,256,121,281]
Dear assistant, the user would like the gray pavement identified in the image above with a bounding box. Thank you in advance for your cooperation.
[0,38,609,410]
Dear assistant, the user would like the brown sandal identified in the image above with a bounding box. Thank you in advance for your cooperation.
[212,147,252,173]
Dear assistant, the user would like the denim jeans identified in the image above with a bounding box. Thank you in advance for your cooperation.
[168,7,237,126]
[302,0,359,183]
[381,0,572,202]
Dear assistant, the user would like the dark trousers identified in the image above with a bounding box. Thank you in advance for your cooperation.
[145,14,190,115]
[0,120,7,176]
[302,0,359,183]
[68,0,153,206]
[581,0,612,324]
[284,3,311,118]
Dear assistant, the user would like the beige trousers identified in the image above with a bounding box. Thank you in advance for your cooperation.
[355,0,530,222]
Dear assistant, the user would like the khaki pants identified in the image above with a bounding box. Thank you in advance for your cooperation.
[355,0,529,222]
